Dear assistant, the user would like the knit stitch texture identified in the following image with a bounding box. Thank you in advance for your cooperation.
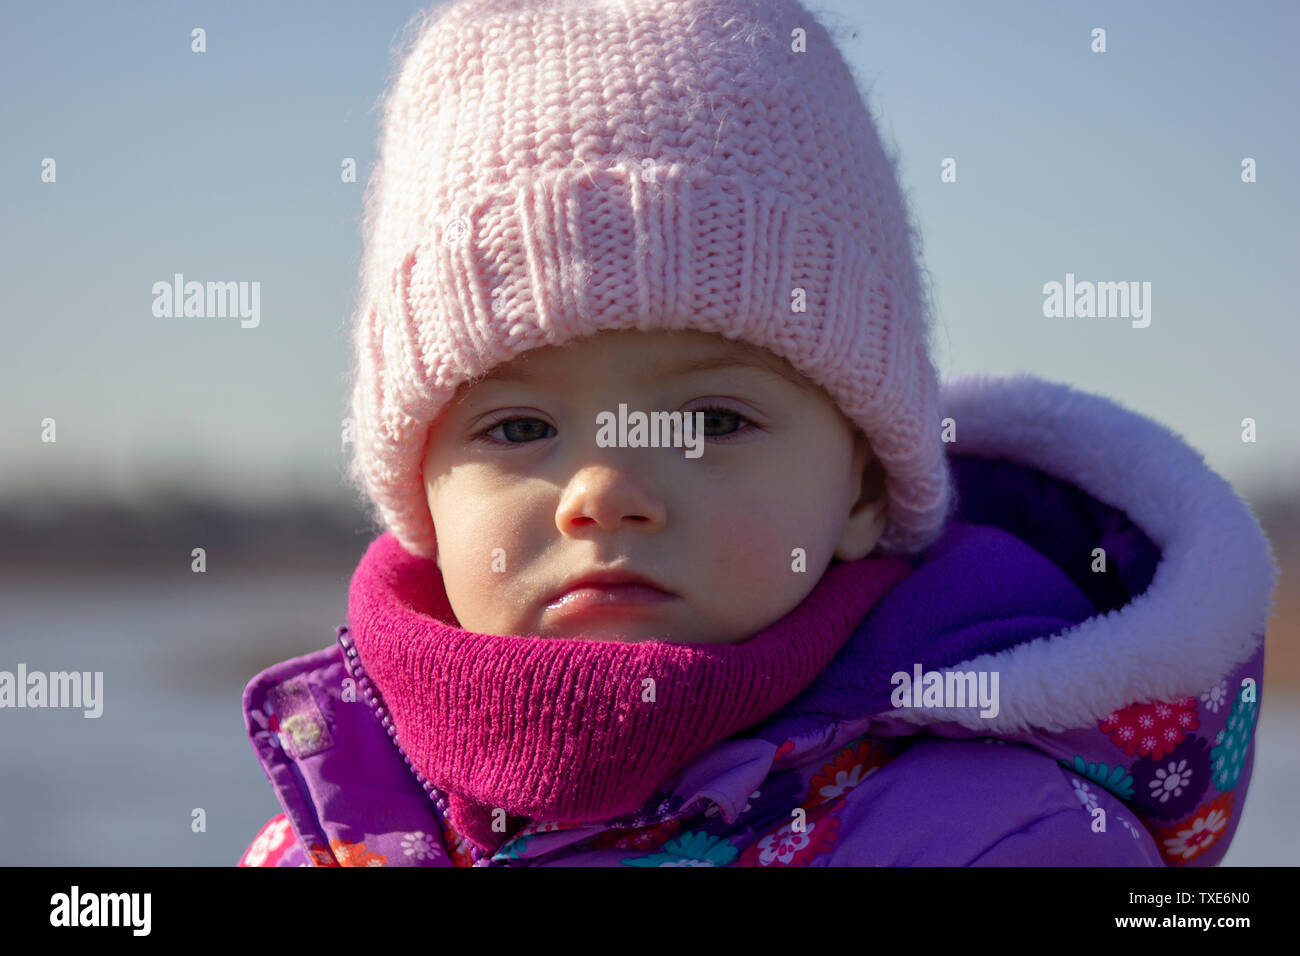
[346,530,912,853]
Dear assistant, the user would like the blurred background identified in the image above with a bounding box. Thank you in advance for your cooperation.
[1,0,1295,865]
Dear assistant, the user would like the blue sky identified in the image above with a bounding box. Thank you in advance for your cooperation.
[2,0,1296,509]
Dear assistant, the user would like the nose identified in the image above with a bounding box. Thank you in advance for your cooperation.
[555,462,668,536]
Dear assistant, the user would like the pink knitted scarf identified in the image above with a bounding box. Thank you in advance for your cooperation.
[347,532,911,853]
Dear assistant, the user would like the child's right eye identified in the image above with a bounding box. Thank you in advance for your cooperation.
[475,416,556,445]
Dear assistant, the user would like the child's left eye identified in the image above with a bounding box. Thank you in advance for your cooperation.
[693,405,756,440]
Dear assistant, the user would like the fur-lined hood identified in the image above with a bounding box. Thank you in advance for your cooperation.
[897,371,1273,733]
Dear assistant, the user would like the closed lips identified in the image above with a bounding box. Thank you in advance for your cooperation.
[549,571,673,602]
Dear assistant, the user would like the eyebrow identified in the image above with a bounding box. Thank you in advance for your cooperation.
[483,350,817,392]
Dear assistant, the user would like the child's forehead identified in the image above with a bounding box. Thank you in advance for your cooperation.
[460,330,816,394]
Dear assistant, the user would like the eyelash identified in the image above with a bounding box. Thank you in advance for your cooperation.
[472,406,759,446]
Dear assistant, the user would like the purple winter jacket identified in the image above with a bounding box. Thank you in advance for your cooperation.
[238,373,1275,866]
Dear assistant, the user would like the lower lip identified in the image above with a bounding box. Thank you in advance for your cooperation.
[546,584,675,614]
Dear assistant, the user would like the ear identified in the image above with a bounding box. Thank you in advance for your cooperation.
[834,431,888,561]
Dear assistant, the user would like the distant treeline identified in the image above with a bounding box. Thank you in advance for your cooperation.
[1,486,1295,570]
[0,494,382,569]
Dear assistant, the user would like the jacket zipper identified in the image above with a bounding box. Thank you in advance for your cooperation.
[335,625,496,867]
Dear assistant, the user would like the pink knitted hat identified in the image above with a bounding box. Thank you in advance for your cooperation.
[346,0,955,558]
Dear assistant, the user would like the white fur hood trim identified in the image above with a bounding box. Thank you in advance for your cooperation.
[887,372,1278,735]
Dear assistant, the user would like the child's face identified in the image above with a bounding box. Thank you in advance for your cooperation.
[421,329,887,644]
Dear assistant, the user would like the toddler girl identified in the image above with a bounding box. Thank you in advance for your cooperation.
[238,0,1275,867]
